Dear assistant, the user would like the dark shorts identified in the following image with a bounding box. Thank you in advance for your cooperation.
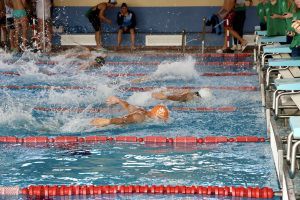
[87,15,101,32]
[119,26,135,33]
[224,11,235,28]
[0,17,5,26]
[6,18,15,30]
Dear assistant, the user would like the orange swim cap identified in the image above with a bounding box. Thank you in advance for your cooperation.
[150,105,169,120]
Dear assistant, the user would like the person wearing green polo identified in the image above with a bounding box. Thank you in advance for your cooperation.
[257,0,268,30]
[290,0,300,56]
[265,0,287,36]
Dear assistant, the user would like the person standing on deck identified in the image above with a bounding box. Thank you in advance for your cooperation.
[5,1,16,51]
[257,0,269,30]
[5,0,28,50]
[85,0,117,51]
[216,0,248,53]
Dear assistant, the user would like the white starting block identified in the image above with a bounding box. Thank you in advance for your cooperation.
[61,34,95,46]
[145,35,185,46]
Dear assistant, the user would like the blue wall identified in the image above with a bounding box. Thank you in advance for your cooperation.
[53,6,259,46]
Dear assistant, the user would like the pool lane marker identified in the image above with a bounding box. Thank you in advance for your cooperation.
[0,71,257,77]
[0,85,258,91]
[0,185,276,198]
[33,106,237,113]
[110,52,253,58]
[0,136,266,144]
[34,60,253,67]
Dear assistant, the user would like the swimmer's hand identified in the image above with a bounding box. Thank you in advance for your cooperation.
[106,96,121,105]
[90,118,111,127]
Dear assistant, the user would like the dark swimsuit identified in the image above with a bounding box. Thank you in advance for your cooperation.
[86,6,101,31]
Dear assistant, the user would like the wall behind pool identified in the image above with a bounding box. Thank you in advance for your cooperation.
[53,0,260,47]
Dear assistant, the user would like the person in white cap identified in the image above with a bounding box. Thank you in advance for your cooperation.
[36,0,53,52]
[85,0,117,51]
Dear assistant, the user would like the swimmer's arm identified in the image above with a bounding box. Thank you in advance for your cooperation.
[131,76,150,83]
[107,96,140,113]
[90,113,145,127]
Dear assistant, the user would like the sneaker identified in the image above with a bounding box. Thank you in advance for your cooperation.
[216,49,223,53]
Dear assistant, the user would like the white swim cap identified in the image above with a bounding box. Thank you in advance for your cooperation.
[196,88,211,98]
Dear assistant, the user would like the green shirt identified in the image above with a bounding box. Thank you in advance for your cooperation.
[280,0,295,32]
[257,2,266,23]
[291,11,300,48]
[265,1,287,36]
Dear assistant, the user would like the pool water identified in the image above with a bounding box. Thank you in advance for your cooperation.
[0,50,279,199]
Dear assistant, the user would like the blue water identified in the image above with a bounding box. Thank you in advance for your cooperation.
[0,51,279,199]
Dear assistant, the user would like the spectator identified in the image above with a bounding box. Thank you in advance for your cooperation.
[36,0,53,52]
[257,0,268,31]
[85,0,117,51]
[265,0,286,36]
[280,0,296,44]
[216,0,248,53]
[6,0,28,51]
[290,0,300,56]
[117,3,136,50]
[232,0,252,51]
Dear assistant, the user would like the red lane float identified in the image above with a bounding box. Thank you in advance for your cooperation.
[124,86,258,92]
[15,185,274,198]
[172,106,237,112]
[105,72,256,77]
[0,85,258,92]
[111,53,252,58]
[0,136,266,144]
[33,106,237,113]
[0,71,20,76]
[105,61,253,67]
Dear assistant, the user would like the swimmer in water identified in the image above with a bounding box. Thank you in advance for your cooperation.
[63,47,107,70]
[151,89,206,102]
[90,96,169,127]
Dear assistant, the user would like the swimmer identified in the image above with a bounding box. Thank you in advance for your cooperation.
[151,89,208,102]
[63,47,107,70]
[90,96,169,127]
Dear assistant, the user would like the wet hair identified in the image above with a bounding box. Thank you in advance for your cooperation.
[121,3,128,8]
[95,56,105,66]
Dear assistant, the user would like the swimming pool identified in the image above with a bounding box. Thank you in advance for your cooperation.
[0,50,279,199]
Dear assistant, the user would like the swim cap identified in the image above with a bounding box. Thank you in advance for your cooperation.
[150,105,169,120]
[195,88,211,98]
[108,0,117,4]
[95,56,105,65]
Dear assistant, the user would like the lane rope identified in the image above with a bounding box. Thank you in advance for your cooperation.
[0,185,274,198]
[0,136,266,144]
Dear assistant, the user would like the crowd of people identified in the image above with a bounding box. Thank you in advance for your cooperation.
[0,0,53,52]
[256,0,300,56]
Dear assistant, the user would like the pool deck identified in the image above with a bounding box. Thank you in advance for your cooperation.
[259,52,300,199]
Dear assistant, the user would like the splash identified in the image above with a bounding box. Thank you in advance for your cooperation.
[151,56,198,81]
[127,91,153,106]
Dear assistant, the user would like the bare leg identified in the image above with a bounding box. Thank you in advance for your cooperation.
[95,31,102,49]
[117,29,123,47]
[20,17,29,48]
[45,21,52,52]
[227,27,247,45]
[130,28,135,50]
[0,26,7,47]
[14,19,21,50]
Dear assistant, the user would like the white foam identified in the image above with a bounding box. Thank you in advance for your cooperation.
[151,56,198,81]
[127,91,153,106]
